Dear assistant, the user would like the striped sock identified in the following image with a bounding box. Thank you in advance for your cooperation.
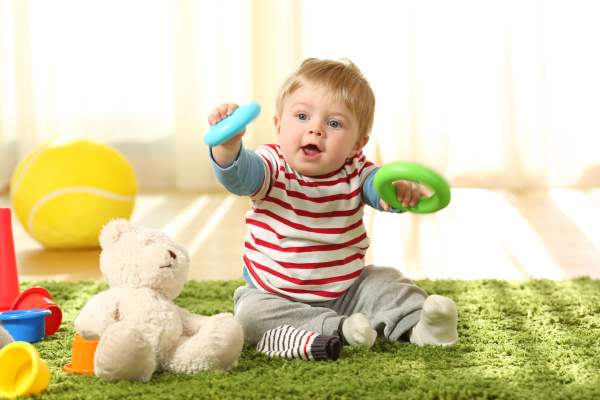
[257,325,343,361]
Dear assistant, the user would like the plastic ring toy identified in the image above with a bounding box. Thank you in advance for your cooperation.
[373,162,451,213]
[204,102,261,147]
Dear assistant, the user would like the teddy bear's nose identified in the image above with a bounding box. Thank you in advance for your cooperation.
[168,250,177,260]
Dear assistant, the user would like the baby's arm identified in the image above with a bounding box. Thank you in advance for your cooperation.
[211,143,264,196]
[208,103,246,168]
[207,102,265,196]
[363,170,422,212]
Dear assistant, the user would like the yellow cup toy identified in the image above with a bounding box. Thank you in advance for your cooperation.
[0,341,50,398]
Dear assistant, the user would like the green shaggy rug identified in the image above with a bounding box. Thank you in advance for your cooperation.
[8,278,600,400]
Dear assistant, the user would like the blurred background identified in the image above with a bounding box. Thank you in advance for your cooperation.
[1,0,598,192]
[1,0,599,282]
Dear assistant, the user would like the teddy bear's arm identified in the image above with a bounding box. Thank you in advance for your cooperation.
[178,308,212,336]
[74,290,122,341]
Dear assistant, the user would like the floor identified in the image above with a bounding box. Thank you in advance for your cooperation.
[1,188,599,283]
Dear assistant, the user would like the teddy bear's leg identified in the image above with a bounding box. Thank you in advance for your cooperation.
[165,313,244,374]
[409,295,458,346]
[0,325,14,349]
[94,321,156,382]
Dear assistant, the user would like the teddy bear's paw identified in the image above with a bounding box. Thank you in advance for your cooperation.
[95,321,156,382]
[169,313,244,373]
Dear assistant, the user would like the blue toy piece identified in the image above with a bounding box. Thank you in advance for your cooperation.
[204,102,261,147]
[373,162,451,214]
[0,309,52,343]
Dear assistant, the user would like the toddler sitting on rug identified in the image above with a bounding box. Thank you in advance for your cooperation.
[207,58,457,359]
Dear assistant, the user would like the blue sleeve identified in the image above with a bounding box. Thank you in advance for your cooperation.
[362,168,404,214]
[210,143,264,196]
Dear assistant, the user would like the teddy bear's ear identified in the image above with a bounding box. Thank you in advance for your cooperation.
[99,218,130,249]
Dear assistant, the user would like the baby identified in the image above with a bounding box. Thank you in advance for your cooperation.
[208,58,458,348]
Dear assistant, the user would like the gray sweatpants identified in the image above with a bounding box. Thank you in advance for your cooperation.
[233,265,428,345]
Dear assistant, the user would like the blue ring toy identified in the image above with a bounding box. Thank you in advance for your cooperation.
[204,102,261,147]
[373,162,451,214]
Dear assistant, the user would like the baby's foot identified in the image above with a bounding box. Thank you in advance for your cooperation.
[257,326,343,361]
[409,295,458,346]
[342,313,377,347]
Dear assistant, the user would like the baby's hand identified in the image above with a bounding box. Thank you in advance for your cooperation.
[379,180,422,211]
[208,102,245,168]
[207,103,246,143]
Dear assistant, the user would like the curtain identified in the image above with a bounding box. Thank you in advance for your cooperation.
[1,0,599,192]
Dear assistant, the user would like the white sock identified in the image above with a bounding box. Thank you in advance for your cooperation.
[342,313,377,347]
[409,295,458,346]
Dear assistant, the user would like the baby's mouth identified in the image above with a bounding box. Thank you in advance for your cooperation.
[302,144,321,156]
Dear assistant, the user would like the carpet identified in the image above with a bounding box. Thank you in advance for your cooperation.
[10,277,600,400]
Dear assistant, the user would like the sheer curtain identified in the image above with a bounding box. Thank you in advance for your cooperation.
[1,0,598,192]
[302,0,600,188]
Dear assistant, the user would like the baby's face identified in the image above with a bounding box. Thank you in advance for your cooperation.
[274,86,367,177]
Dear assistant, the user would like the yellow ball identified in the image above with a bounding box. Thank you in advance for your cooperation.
[10,136,138,249]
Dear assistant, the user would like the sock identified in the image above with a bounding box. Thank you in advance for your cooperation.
[409,295,458,346]
[257,325,343,361]
[341,313,377,347]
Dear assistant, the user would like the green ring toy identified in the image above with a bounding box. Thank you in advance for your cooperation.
[373,162,451,213]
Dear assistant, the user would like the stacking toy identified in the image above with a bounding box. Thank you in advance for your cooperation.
[204,102,261,147]
[10,287,62,335]
[63,333,99,374]
[0,309,52,343]
[0,208,20,312]
[374,162,451,213]
[0,208,63,336]
[0,341,51,398]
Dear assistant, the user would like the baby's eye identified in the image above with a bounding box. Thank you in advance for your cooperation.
[297,113,308,121]
[328,120,341,128]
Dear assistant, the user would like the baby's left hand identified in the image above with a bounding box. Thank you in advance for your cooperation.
[379,180,422,211]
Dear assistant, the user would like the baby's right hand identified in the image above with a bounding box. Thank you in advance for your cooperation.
[207,102,246,143]
[208,102,245,168]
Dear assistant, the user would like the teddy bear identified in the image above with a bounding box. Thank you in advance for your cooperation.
[0,325,13,349]
[74,218,244,382]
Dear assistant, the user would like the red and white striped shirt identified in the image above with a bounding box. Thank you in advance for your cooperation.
[243,144,378,302]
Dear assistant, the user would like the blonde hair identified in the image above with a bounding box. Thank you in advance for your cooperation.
[275,58,376,140]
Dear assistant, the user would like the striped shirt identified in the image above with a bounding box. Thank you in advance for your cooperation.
[229,144,379,302]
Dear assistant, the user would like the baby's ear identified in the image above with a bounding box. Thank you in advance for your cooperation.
[273,115,281,136]
[99,218,130,249]
[351,136,370,155]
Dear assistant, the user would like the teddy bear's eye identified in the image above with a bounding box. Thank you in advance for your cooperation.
[168,250,177,260]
